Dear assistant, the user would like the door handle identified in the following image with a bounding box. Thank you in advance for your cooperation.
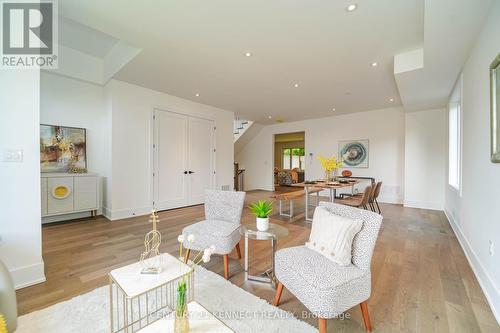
[188,171,194,174]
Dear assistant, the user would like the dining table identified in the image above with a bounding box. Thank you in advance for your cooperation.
[292,180,359,221]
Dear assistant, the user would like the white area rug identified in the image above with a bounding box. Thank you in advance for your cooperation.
[17,265,317,333]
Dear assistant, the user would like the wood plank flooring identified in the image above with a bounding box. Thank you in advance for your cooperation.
[16,190,500,332]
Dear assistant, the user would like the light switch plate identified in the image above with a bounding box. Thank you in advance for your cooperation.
[2,149,23,162]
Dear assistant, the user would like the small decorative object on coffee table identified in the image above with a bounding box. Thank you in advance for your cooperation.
[248,200,273,231]
[139,209,162,274]
[240,223,289,288]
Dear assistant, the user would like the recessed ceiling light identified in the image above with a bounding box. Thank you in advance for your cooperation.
[346,4,358,12]
[332,107,336,111]
[389,98,394,102]
[294,83,299,88]
[371,62,378,67]
[268,115,273,119]
[244,52,252,57]
[195,93,200,97]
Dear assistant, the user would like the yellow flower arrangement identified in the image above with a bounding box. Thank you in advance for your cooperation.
[0,313,7,333]
[317,155,343,172]
[318,155,345,181]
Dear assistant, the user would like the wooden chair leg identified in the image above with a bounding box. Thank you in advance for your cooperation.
[360,300,373,332]
[375,199,381,214]
[184,249,190,263]
[318,318,327,333]
[235,243,242,259]
[223,254,229,280]
[274,282,284,306]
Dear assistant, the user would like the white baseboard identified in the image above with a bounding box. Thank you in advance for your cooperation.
[378,195,403,205]
[10,262,46,290]
[404,200,443,211]
[108,206,152,220]
[444,209,500,325]
[102,206,112,220]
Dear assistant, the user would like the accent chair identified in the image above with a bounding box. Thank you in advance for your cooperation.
[273,202,383,333]
[182,189,246,279]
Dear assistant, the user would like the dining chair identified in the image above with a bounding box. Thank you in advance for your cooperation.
[373,182,382,214]
[273,202,383,333]
[336,184,372,210]
[182,190,246,279]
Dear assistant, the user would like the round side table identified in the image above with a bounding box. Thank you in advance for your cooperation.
[240,223,289,288]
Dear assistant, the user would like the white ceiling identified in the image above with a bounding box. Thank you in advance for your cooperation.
[59,17,118,58]
[57,0,490,123]
[395,0,493,112]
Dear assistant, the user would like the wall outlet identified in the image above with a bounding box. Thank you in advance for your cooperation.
[489,240,494,257]
[1,149,23,162]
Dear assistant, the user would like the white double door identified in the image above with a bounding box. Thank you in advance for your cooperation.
[153,109,215,210]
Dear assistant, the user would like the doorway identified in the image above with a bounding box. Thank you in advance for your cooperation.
[273,131,305,193]
[152,109,216,210]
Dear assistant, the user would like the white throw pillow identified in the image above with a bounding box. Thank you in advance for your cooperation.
[305,206,363,266]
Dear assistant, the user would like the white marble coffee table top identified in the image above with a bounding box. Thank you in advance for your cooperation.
[137,301,234,333]
[109,253,191,297]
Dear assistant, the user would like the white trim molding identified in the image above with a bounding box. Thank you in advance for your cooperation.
[107,206,153,221]
[10,262,46,290]
[445,209,500,325]
[404,200,443,211]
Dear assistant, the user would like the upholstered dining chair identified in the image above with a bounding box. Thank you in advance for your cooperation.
[182,190,246,280]
[273,202,383,333]
[335,184,372,210]
[372,182,382,214]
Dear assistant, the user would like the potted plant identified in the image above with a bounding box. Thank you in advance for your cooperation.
[249,200,273,231]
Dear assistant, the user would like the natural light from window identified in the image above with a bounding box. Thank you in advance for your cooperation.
[282,147,305,170]
[448,75,462,191]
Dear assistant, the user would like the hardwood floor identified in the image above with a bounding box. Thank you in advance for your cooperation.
[16,190,499,332]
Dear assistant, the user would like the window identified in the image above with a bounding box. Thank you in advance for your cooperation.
[448,75,462,190]
[282,147,305,170]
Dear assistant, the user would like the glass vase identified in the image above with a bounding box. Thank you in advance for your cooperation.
[333,168,339,181]
[324,170,331,182]
[174,280,189,333]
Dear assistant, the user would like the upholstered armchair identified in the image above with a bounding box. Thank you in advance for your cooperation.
[273,202,383,333]
[182,190,246,279]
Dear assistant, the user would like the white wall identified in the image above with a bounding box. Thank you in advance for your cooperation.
[444,2,500,323]
[40,72,109,221]
[404,109,446,210]
[0,70,46,289]
[105,80,235,220]
[236,107,406,203]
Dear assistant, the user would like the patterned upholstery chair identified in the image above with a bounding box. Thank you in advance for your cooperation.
[182,190,246,280]
[273,202,383,333]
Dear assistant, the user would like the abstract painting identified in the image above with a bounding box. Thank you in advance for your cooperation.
[339,139,369,168]
[40,125,87,172]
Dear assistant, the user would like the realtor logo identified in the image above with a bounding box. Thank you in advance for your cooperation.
[1,0,58,68]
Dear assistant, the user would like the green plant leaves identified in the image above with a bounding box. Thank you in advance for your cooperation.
[248,200,273,218]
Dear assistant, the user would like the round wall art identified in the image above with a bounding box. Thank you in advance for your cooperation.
[339,140,369,168]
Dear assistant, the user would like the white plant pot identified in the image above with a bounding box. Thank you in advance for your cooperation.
[256,217,270,231]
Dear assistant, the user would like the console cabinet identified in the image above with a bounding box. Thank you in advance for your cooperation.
[41,173,99,218]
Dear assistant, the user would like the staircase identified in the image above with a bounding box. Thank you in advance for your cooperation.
[233,116,253,142]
